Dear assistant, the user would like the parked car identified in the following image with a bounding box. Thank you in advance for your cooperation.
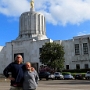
[39,71,50,80]
[48,73,55,80]
[64,74,74,80]
[75,74,83,80]
[85,71,90,79]
[54,72,64,80]
[39,71,55,80]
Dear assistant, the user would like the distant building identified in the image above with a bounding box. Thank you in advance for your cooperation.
[0,1,90,74]
[54,35,90,70]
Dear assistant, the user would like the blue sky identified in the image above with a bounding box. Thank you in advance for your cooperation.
[0,0,90,46]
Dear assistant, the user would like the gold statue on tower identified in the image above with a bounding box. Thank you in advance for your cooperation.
[30,0,34,9]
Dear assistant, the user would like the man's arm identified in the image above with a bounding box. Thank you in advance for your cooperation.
[3,63,12,78]
[3,63,15,81]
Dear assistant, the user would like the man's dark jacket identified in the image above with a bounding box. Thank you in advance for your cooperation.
[3,62,25,87]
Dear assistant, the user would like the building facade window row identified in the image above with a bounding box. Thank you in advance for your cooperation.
[66,64,89,70]
[75,43,88,55]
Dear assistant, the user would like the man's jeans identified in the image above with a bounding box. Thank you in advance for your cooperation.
[10,86,23,90]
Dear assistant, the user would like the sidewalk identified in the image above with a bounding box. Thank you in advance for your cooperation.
[0,78,90,90]
[0,74,5,78]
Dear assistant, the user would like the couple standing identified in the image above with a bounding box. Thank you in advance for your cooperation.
[3,54,39,90]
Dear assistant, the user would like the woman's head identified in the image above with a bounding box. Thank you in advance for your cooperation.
[25,62,35,71]
[25,62,31,70]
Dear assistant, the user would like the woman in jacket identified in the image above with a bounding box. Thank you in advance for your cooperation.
[23,62,39,90]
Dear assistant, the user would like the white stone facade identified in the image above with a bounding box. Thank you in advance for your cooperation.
[0,38,53,74]
[0,7,90,74]
[17,9,47,41]
[54,34,90,70]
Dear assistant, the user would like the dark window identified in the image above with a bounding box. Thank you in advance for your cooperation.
[75,44,80,55]
[39,48,42,54]
[76,64,80,69]
[85,64,89,69]
[66,65,69,70]
[83,43,88,54]
[32,63,38,72]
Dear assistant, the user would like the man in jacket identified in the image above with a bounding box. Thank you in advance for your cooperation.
[3,54,25,90]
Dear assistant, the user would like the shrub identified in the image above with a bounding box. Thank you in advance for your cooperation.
[62,72,71,75]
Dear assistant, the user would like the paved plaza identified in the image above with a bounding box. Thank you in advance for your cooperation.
[0,78,90,90]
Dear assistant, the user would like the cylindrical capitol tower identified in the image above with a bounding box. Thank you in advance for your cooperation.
[17,0,47,40]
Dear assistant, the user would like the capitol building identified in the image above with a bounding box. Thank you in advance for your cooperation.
[0,0,90,74]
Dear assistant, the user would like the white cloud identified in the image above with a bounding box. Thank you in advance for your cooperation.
[0,0,29,16]
[77,31,90,36]
[0,0,90,25]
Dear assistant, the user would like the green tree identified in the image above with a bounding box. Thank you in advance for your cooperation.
[39,42,65,71]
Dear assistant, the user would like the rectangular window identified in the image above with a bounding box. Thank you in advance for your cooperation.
[32,63,38,72]
[85,64,89,69]
[39,48,42,54]
[76,64,80,69]
[83,43,88,54]
[75,44,80,55]
[66,65,69,70]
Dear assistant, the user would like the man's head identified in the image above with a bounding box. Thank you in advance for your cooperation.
[15,54,23,64]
